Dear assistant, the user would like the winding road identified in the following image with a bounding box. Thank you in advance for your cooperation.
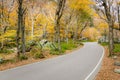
[0,42,104,80]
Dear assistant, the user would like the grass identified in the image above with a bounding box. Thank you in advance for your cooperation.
[100,42,120,53]
[100,42,109,46]
[50,40,82,55]
[0,48,14,54]
[114,44,120,53]
[61,41,77,52]
[80,39,96,42]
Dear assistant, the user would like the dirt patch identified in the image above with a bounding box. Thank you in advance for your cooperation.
[95,47,120,80]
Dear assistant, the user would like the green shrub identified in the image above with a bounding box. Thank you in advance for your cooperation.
[19,54,28,61]
[50,40,81,55]
[0,48,14,54]
[5,42,16,48]
[80,39,95,42]
[100,42,109,46]
[34,53,45,59]
[30,46,42,56]
[61,41,77,51]
[0,58,4,64]
[114,44,120,53]
[0,58,17,64]
[50,49,63,55]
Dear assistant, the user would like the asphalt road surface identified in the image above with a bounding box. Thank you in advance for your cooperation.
[0,42,104,80]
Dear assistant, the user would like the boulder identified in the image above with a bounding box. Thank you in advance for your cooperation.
[114,69,120,74]
[112,56,117,60]
[114,61,120,66]
[0,58,4,64]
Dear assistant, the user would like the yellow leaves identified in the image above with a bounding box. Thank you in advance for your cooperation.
[35,14,48,26]
[93,13,99,18]
[0,30,16,41]
[83,27,100,40]
[99,23,108,28]
[97,22,108,34]
[3,30,16,38]
[114,23,119,29]
[69,0,92,12]
[8,10,17,27]
[47,25,54,34]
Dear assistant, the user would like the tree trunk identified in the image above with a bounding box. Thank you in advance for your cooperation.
[55,19,61,51]
[21,16,26,54]
[65,25,69,44]
[73,26,79,41]
[54,0,66,52]
[79,22,88,38]
[17,0,26,56]
[108,23,114,56]
[42,24,47,39]
[54,25,58,42]
[31,16,34,39]
[118,5,120,30]
[57,24,61,52]
[17,9,21,56]
[0,0,4,50]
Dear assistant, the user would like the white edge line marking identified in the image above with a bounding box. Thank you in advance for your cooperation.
[85,45,105,80]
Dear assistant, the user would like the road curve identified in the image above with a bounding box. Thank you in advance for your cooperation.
[0,42,104,80]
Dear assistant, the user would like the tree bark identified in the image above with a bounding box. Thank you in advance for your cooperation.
[17,0,26,56]
[102,1,114,56]
[21,15,26,54]
[108,23,114,56]
[31,16,34,39]
[118,5,120,30]
[0,0,4,50]
[79,22,88,38]
[65,25,69,44]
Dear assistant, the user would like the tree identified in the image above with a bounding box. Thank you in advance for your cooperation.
[17,0,26,56]
[68,0,93,41]
[0,0,15,50]
[54,0,66,52]
[27,0,42,40]
[94,0,117,56]
[117,2,120,30]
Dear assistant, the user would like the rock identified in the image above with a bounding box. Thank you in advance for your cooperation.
[114,69,120,74]
[0,58,4,64]
[114,61,120,66]
[112,56,117,60]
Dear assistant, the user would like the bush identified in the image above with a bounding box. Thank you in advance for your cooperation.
[0,48,14,54]
[0,58,17,64]
[100,42,109,46]
[5,42,16,48]
[30,46,45,59]
[30,46,42,55]
[61,41,77,51]
[50,49,62,55]
[19,54,28,61]
[0,58,4,64]
[50,40,81,55]
[114,44,120,53]
[34,53,45,59]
